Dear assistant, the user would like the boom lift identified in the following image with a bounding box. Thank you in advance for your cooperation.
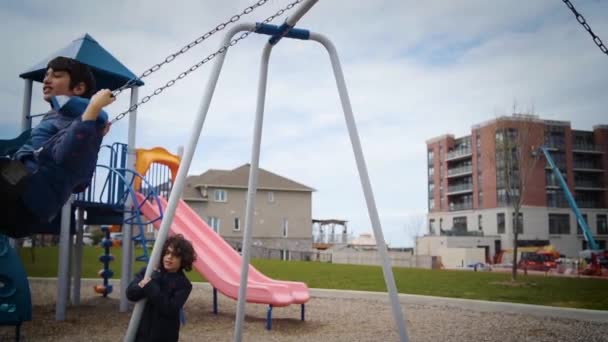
[538,146,607,275]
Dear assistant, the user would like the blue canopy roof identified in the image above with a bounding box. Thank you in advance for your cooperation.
[19,33,143,90]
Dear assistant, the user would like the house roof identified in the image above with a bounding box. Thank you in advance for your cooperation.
[184,164,315,199]
[19,33,143,90]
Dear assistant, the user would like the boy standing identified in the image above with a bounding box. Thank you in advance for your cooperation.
[127,234,196,342]
[0,56,114,238]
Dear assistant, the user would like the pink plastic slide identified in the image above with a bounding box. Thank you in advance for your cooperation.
[135,192,310,307]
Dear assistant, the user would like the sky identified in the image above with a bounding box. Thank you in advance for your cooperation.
[1,0,607,247]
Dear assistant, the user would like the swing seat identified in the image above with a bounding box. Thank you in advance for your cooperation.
[0,130,32,157]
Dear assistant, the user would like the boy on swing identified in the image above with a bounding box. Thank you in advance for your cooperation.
[0,56,115,238]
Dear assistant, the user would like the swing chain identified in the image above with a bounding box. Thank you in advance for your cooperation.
[110,0,303,124]
[561,0,607,56]
[112,0,270,98]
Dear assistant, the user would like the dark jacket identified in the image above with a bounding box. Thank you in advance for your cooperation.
[126,267,193,342]
[14,109,106,221]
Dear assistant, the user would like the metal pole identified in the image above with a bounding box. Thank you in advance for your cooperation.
[120,87,139,312]
[71,207,85,305]
[21,79,33,131]
[233,42,272,342]
[310,32,409,342]
[55,197,73,321]
[10,80,34,250]
[123,23,255,342]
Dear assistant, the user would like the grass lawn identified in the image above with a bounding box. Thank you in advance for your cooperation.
[18,246,608,311]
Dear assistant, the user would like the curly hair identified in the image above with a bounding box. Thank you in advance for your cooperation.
[161,234,197,272]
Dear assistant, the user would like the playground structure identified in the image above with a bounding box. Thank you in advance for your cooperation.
[94,225,117,297]
[124,1,409,341]
[0,235,32,341]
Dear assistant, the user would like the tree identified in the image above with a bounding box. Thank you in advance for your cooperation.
[404,213,426,255]
[494,110,542,281]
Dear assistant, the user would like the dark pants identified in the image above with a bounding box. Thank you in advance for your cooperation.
[0,158,37,238]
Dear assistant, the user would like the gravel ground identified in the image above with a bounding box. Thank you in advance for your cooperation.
[1,279,607,342]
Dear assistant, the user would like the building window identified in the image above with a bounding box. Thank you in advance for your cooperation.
[280,249,290,261]
[547,189,568,208]
[428,149,434,164]
[439,218,443,229]
[213,189,227,202]
[268,191,275,203]
[282,218,289,237]
[497,213,505,234]
[429,219,436,235]
[512,212,523,234]
[576,214,588,235]
[549,214,570,235]
[478,215,483,231]
[453,216,467,232]
[478,191,483,208]
[207,216,220,233]
[583,240,607,250]
[428,199,435,211]
[597,215,607,235]
[234,217,240,231]
[497,189,508,207]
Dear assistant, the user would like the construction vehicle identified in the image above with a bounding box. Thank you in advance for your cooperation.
[539,146,607,275]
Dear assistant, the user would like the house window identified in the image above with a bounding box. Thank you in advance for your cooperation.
[207,216,220,233]
[234,217,240,231]
[512,212,523,234]
[268,191,275,203]
[213,189,227,202]
[497,213,505,234]
[549,214,570,235]
[282,218,289,237]
[576,214,588,235]
[597,215,608,235]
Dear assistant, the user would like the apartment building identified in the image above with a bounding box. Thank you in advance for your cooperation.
[182,164,315,256]
[426,115,608,258]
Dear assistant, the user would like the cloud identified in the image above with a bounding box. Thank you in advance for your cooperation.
[2,0,607,246]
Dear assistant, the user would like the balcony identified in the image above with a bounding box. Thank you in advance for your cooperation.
[574,180,606,190]
[543,139,564,151]
[447,165,473,178]
[440,229,484,237]
[573,161,604,172]
[576,200,602,209]
[572,143,605,154]
[446,148,472,161]
[447,184,473,194]
[449,202,473,211]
